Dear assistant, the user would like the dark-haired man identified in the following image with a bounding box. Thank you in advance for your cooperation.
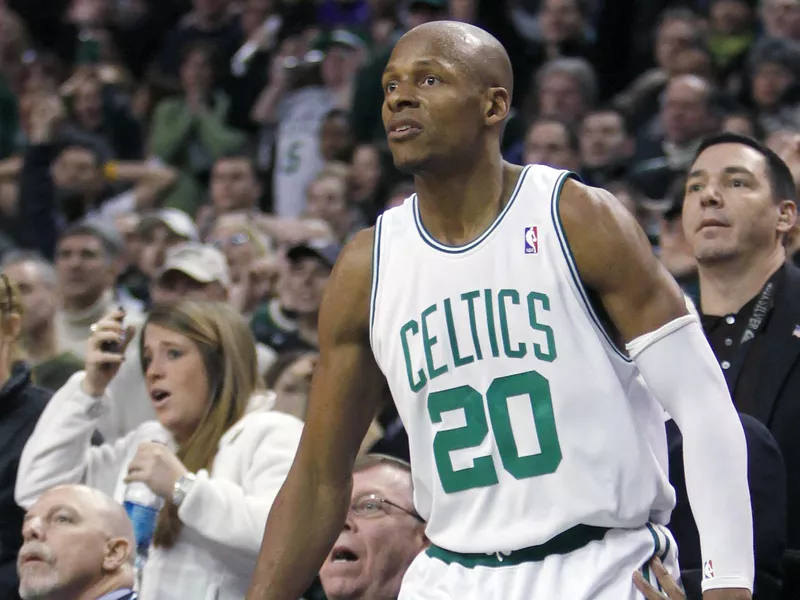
[580,108,635,187]
[210,153,263,214]
[53,220,144,362]
[683,132,800,598]
[522,118,581,172]
[17,94,177,260]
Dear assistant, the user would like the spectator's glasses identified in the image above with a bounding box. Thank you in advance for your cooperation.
[208,232,250,249]
[350,493,425,523]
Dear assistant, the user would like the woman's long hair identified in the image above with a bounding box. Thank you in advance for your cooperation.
[140,301,261,548]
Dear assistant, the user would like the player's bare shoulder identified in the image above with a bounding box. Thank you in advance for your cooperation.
[556,177,651,291]
[318,227,376,342]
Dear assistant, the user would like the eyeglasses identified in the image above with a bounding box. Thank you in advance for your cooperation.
[208,232,250,249]
[350,493,425,523]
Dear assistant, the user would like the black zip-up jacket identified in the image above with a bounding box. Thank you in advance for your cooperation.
[0,362,51,600]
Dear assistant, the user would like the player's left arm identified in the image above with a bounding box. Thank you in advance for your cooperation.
[559,177,753,600]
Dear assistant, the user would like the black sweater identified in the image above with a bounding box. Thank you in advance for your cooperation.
[0,363,51,600]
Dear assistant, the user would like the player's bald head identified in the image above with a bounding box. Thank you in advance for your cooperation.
[393,21,514,101]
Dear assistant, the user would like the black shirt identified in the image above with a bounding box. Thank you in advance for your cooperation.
[0,362,51,600]
[700,266,785,416]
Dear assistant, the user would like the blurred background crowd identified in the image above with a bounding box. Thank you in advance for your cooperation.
[1,0,800,599]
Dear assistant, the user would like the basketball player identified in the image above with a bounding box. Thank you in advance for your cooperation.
[246,22,753,600]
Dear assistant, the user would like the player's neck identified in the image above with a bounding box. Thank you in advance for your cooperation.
[698,245,785,316]
[414,152,519,246]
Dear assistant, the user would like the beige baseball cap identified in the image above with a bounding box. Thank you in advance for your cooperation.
[158,242,231,287]
[138,208,199,241]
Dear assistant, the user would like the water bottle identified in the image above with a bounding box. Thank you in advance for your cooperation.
[123,481,163,588]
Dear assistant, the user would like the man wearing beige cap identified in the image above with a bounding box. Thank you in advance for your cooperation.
[149,242,229,305]
[122,209,199,305]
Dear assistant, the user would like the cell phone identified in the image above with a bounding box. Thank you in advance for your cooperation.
[100,308,125,369]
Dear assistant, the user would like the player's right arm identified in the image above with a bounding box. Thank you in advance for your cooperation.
[246,228,385,600]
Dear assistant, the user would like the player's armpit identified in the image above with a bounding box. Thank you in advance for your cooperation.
[246,228,385,600]
[557,177,688,344]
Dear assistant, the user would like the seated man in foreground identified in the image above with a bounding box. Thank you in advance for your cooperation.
[318,454,428,600]
[17,484,137,600]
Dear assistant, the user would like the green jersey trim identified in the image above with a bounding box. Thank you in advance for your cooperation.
[425,524,610,568]
[412,165,532,255]
[369,216,384,347]
[550,171,632,363]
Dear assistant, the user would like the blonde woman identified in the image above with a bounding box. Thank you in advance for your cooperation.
[16,301,303,600]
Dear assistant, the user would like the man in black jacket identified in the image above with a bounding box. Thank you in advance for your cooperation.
[0,269,52,600]
[683,132,800,599]
[0,362,50,600]
[667,415,787,599]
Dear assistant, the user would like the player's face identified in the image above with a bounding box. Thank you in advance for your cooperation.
[319,465,426,600]
[381,36,486,174]
[682,143,793,264]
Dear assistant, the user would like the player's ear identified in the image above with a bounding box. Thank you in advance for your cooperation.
[484,87,510,127]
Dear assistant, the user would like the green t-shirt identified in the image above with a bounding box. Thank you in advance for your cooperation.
[32,352,85,391]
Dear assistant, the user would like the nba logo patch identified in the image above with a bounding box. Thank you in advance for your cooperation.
[524,226,539,254]
[703,560,715,580]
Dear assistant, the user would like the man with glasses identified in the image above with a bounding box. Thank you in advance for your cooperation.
[319,455,428,600]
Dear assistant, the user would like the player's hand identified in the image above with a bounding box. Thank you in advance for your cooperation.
[633,557,685,599]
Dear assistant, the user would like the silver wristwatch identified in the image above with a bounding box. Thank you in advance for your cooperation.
[172,473,196,508]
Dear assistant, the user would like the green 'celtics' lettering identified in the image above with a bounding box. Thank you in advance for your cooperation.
[498,289,527,359]
[400,320,426,392]
[421,304,449,381]
[527,292,557,362]
[483,289,501,358]
[443,298,474,368]
[428,370,562,493]
[398,289,558,393]
[428,386,499,493]
[460,290,484,361]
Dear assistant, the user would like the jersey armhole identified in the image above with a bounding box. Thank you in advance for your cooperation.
[369,214,384,351]
[550,171,633,363]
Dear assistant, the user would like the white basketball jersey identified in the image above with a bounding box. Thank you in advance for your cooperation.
[272,86,333,218]
[370,165,675,554]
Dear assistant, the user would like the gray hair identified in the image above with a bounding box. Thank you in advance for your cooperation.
[354,453,412,475]
[536,57,599,108]
[0,250,58,287]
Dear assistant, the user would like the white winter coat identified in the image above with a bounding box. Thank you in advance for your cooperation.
[16,372,304,600]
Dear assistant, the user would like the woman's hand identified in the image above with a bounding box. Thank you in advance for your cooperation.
[124,442,189,500]
[81,308,134,398]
